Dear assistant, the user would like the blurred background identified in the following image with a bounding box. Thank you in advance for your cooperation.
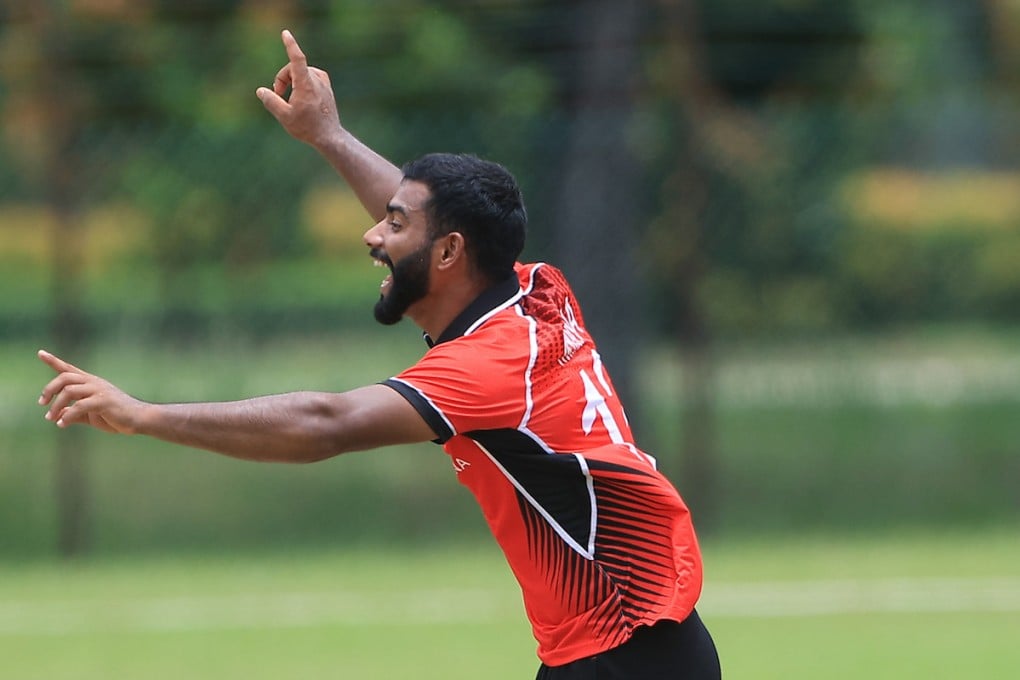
[1,0,1019,561]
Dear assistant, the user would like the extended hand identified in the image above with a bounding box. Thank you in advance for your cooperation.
[38,350,145,434]
[257,29,342,148]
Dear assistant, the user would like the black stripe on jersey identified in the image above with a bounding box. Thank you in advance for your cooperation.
[381,378,455,443]
[517,456,688,650]
[468,429,594,555]
[516,490,630,649]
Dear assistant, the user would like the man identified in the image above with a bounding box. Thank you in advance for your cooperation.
[38,30,720,679]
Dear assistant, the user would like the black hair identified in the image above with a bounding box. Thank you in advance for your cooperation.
[401,153,527,283]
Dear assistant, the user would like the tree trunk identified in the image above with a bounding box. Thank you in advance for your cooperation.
[553,0,647,423]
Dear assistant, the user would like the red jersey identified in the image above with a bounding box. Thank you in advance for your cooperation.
[384,262,703,666]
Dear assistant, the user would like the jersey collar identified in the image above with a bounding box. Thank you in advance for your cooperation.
[423,272,522,348]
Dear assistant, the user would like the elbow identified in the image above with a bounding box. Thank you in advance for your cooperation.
[290,393,357,463]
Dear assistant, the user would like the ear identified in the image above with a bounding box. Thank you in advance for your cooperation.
[435,232,466,271]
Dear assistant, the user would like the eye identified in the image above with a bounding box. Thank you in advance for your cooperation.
[389,220,403,232]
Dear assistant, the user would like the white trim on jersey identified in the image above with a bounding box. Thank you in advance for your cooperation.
[573,452,599,557]
[515,298,558,455]
[473,439,597,561]
[386,377,458,438]
[520,262,545,296]
[518,425,556,455]
[464,279,526,337]
[515,304,539,431]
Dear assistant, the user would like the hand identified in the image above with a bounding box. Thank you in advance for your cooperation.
[256,29,343,149]
[37,350,145,434]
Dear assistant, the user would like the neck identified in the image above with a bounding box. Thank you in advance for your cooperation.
[409,272,491,341]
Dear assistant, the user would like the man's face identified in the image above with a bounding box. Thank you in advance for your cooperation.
[372,238,432,325]
[365,180,434,326]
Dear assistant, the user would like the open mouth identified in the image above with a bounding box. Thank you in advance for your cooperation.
[372,253,394,293]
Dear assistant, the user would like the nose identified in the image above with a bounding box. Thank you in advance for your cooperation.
[363,218,386,248]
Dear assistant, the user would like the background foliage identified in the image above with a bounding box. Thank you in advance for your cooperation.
[1,0,1019,558]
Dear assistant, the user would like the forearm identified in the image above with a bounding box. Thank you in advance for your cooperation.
[40,351,436,456]
[315,129,403,222]
[135,392,347,463]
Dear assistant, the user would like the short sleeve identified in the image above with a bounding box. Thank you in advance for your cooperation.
[382,327,529,444]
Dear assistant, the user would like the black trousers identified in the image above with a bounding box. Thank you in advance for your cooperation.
[535,611,721,680]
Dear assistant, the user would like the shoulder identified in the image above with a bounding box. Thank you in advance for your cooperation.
[515,262,590,335]
[389,309,534,439]
[515,261,571,294]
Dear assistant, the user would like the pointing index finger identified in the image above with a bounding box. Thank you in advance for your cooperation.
[281,29,311,87]
[38,350,86,406]
[38,349,79,374]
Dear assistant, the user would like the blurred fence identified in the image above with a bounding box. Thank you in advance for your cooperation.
[1,1,1019,557]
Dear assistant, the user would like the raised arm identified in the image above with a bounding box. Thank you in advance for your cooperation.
[37,350,436,463]
[256,29,402,221]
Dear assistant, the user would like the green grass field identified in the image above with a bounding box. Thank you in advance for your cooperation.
[4,330,1020,677]
[2,528,1018,679]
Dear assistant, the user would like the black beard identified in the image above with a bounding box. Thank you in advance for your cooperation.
[373,241,432,325]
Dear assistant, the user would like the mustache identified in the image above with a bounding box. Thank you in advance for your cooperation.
[369,248,393,268]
